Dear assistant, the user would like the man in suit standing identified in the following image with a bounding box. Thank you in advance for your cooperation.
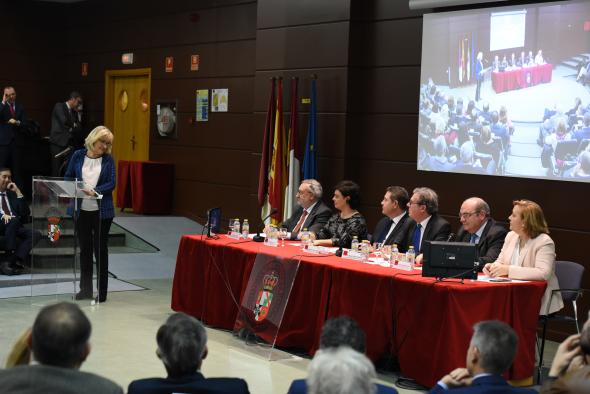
[281,179,332,240]
[456,197,507,270]
[372,186,413,252]
[429,320,536,394]
[0,86,27,186]
[128,312,249,394]
[0,168,38,276]
[50,91,83,176]
[475,52,484,102]
[0,302,123,393]
[406,187,451,265]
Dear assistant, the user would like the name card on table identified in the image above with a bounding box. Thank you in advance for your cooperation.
[228,231,242,240]
[304,245,332,254]
[392,261,414,271]
[264,237,279,247]
[341,249,367,262]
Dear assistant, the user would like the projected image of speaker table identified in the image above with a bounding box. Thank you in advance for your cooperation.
[418,0,590,183]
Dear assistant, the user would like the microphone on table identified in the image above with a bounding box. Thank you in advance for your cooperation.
[446,233,455,242]
[253,207,278,242]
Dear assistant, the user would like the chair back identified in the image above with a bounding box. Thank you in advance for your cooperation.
[555,260,585,302]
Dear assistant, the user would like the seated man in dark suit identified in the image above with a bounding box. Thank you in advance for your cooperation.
[429,320,536,394]
[281,179,332,240]
[372,186,413,252]
[0,167,39,276]
[128,312,249,394]
[572,112,590,142]
[0,302,123,394]
[456,197,507,270]
[406,187,451,265]
[287,316,397,394]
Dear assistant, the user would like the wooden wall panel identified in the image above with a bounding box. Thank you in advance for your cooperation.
[257,0,351,28]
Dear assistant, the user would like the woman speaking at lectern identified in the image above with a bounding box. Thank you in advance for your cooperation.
[65,126,115,303]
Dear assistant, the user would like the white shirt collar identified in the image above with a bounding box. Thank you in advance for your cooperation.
[474,220,488,238]
[304,201,318,214]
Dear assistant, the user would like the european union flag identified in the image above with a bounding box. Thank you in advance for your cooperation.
[303,78,317,179]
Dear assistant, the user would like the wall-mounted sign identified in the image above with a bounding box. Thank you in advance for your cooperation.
[81,62,88,77]
[211,89,228,112]
[196,89,209,122]
[165,57,174,73]
[155,101,178,139]
[191,55,200,71]
[122,53,134,64]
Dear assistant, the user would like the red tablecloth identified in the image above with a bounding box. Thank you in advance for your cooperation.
[117,160,174,214]
[171,235,546,387]
[492,63,553,93]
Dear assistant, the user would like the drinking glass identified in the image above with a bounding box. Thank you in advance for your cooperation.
[279,227,288,247]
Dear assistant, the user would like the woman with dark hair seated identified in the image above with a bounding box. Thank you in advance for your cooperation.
[312,180,368,248]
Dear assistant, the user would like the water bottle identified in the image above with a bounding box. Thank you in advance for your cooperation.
[361,240,371,260]
[391,244,399,267]
[406,246,416,267]
[350,236,359,251]
[300,228,310,248]
[241,219,249,238]
[233,218,241,234]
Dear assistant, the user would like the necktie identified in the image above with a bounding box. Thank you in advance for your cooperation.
[8,104,15,118]
[376,219,394,243]
[292,210,309,234]
[470,233,478,244]
[1,193,10,216]
[412,223,422,252]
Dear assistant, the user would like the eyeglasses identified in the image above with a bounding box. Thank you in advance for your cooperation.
[408,200,423,206]
[459,211,479,219]
[98,139,112,146]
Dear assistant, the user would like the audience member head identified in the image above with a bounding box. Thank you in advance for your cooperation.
[297,179,322,209]
[584,112,590,128]
[85,125,114,155]
[510,199,549,239]
[480,125,492,144]
[408,187,439,222]
[156,312,208,379]
[577,151,590,176]
[491,111,499,124]
[0,167,13,192]
[333,180,361,211]
[447,95,455,110]
[319,316,366,354]
[499,106,508,123]
[307,347,377,394]
[459,197,490,235]
[30,302,91,369]
[459,141,475,164]
[433,135,447,157]
[381,186,409,219]
[482,101,489,113]
[466,320,518,376]
[466,100,475,116]
[556,120,568,138]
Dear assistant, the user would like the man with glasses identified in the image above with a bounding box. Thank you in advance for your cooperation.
[456,197,507,270]
[406,187,451,265]
[281,179,332,240]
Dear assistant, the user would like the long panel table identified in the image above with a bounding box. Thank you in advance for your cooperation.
[172,235,546,387]
[492,63,553,93]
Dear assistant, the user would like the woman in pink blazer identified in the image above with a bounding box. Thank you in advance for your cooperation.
[484,200,563,315]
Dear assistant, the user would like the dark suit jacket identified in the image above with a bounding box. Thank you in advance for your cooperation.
[287,378,398,394]
[406,214,451,254]
[128,372,249,394]
[282,200,332,239]
[456,218,507,269]
[428,374,537,394]
[4,189,31,223]
[371,212,415,252]
[0,364,123,394]
[0,101,27,145]
[50,102,81,148]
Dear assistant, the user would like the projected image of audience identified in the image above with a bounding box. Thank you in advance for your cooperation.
[417,0,590,182]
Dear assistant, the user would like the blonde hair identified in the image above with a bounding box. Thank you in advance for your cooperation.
[513,200,549,238]
[85,126,113,154]
[5,328,31,368]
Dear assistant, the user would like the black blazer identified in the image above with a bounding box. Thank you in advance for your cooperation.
[0,101,27,145]
[371,212,415,252]
[50,102,81,147]
[283,200,332,239]
[128,372,250,394]
[4,189,30,223]
[456,218,507,269]
[406,214,451,253]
